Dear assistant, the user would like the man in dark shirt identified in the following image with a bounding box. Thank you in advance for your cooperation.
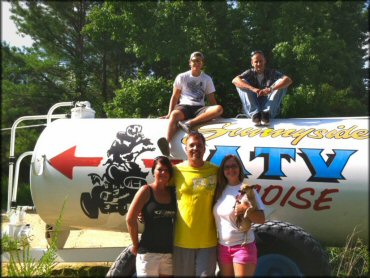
[232,50,292,126]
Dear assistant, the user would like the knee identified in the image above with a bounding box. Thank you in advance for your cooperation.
[236,87,247,93]
[216,105,223,116]
[169,110,183,123]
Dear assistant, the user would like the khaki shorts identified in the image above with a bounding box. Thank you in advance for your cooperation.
[136,252,173,276]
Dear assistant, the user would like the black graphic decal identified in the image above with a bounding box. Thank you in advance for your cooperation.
[80,125,155,218]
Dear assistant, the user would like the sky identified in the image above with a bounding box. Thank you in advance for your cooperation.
[1,1,33,48]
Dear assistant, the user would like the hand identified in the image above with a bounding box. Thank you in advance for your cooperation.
[159,114,169,119]
[130,245,138,256]
[138,212,144,223]
[259,88,271,96]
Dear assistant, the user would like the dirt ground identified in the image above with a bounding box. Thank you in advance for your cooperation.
[1,212,132,248]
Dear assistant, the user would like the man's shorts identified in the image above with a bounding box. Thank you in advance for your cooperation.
[136,252,173,276]
[174,104,207,120]
[173,246,217,276]
[217,242,258,265]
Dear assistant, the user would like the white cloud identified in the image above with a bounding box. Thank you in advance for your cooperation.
[1,1,33,48]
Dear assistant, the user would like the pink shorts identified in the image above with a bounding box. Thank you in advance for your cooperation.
[218,242,258,265]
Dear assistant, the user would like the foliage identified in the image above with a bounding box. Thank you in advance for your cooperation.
[4,200,66,277]
[1,234,30,253]
[281,84,369,118]
[51,264,111,277]
[3,1,368,120]
[104,75,172,118]
[1,180,33,211]
[1,1,369,206]
[327,228,369,277]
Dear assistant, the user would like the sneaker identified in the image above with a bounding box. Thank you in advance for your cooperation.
[177,121,192,134]
[252,113,261,126]
[157,137,170,156]
[261,112,270,126]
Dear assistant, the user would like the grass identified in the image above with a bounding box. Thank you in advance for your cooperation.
[2,222,368,277]
[50,263,111,277]
[2,200,66,277]
[326,228,369,277]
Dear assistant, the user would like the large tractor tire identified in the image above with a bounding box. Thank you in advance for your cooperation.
[106,245,136,277]
[254,221,331,277]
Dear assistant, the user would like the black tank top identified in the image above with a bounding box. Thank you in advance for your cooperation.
[138,185,177,254]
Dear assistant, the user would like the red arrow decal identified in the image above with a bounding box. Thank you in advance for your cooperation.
[49,146,103,179]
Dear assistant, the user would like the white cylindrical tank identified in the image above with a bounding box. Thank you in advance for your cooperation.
[30,117,369,245]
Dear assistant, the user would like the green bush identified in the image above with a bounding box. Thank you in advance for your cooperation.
[281,84,368,118]
[104,75,172,118]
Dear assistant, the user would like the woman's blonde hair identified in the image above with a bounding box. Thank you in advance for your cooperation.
[214,155,244,204]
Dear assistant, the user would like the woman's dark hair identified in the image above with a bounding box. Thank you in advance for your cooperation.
[213,155,244,204]
[151,155,173,178]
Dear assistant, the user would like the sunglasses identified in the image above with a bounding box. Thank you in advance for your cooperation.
[224,164,239,170]
[250,50,264,57]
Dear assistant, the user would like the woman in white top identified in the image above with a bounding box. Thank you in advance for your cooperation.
[213,155,265,277]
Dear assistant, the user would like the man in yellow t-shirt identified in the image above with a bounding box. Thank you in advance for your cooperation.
[173,131,219,276]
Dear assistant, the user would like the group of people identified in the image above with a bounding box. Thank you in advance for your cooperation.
[157,50,292,156]
[127,131,265,277]
[125,50,292,276]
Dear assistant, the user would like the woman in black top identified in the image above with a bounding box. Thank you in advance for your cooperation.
[126,156,176,276]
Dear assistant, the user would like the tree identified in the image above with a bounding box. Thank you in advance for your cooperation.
[10,1,101,105]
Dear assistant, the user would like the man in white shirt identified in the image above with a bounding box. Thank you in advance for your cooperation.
[158,52,223,156]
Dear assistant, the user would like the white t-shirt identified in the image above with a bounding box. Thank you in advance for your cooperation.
[213,183,265,246]
[173,70,215,106]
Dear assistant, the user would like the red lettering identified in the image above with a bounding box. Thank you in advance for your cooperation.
[288,188,314,209]
[258,185,338,211]
[313,189,339,211]
[261,185,283,205]
[280,186,296,206]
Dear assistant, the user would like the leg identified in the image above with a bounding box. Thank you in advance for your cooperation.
[195,247,217,276]
[219,263,234,277]
[218,244,234,277]
[264,87,287,118]
[167,109,186,143]
[173,246,196,276]
[187,105,223,127]
[232,242,258,277]
[233,262,256,277]
[236,87,261,118]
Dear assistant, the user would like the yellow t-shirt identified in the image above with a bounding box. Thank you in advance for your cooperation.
[173,161,219,248]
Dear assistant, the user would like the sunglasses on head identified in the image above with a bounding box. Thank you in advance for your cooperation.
[250,50,264,57]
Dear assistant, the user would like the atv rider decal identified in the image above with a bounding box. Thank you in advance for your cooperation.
[80,125,155,218]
